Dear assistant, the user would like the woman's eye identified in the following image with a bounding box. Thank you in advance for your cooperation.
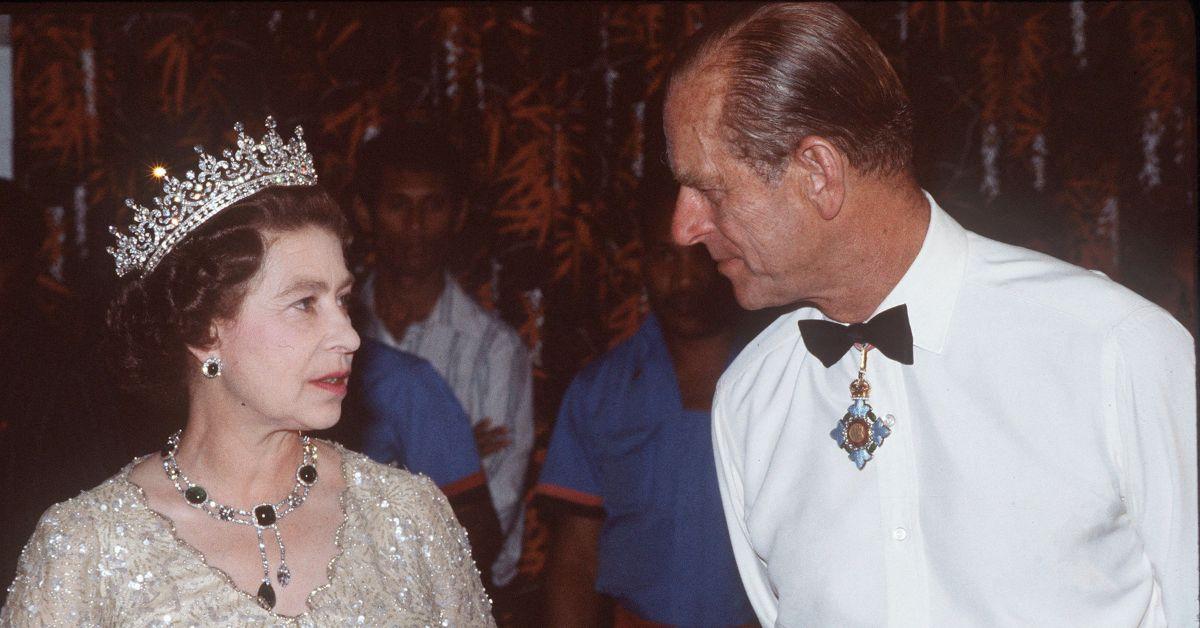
[294,297,316,311]
[337,293,352,309]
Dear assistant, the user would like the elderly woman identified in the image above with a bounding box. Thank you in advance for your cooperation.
[0,118,495,625]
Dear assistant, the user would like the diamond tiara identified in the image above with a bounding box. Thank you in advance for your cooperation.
[107,116,318,278]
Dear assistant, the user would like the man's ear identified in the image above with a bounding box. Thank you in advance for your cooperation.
[791,135,846,221]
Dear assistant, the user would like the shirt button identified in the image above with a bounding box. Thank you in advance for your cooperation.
[892,527,908,541]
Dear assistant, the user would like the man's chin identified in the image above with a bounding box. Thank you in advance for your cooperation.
[731,283,782,311]
[658,310,732,339]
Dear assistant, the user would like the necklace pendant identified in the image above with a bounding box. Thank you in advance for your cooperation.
[276,564,291,587]
[256,580,276,610]
[830,373,891,469]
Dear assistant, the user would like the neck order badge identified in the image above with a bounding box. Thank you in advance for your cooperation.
[798,305,912,469]
[830,346,892,469]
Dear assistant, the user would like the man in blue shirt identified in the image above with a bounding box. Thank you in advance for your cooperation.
[321,338,503,578]
[536,168,755,626]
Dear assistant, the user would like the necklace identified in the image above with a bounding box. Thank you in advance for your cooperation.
[161,430,319,610]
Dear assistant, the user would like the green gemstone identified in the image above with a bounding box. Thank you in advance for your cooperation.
[297,464,317,486]
[184,486,206,505]
[254,504,277,527]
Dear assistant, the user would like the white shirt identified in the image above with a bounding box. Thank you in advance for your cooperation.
[713,193,1198,627]
[362,273,534,587]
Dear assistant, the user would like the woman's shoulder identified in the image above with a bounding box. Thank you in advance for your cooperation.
[34,461,144,531]
[4,464,143,608]
[335,444,446,507]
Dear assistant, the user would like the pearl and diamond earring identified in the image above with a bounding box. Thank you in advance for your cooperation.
[201,356,223,379]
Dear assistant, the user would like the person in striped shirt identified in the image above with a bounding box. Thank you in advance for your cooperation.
[354,122,535,593]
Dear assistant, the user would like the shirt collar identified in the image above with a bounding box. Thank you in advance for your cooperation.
[869,190,968,355]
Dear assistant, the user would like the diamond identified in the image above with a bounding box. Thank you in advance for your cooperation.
[277,565,291,587]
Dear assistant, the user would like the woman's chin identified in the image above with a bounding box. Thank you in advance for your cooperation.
[298,412,342,433]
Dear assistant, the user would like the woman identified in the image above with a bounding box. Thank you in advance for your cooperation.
[0,118,495,625]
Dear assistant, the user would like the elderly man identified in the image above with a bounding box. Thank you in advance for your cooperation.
[665,3,1197,626]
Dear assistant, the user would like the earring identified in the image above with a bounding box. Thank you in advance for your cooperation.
[201,356,222,379]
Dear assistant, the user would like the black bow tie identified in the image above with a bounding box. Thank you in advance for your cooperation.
[796,304,914,368]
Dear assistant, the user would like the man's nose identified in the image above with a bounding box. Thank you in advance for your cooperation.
[672,187,713,247]
[400,208,425,233]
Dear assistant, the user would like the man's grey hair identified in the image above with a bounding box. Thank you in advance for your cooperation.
[671,3,914,182]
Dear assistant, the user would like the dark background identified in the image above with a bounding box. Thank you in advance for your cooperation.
[1,2,1195,623]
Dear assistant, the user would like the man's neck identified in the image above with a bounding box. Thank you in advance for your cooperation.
[374,267,446,339]
[663,324,736,411]
[812,181,929,324]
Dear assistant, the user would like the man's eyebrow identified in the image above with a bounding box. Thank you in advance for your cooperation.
[668,155,711,189]
[674,170,710,188]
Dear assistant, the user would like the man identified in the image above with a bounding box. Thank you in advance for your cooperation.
[665,4,1197,626]
[535,171,755,626]
[319,338,503,575]
[355,122,535,591]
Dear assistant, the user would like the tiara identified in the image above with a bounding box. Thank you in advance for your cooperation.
[107,116,318,277]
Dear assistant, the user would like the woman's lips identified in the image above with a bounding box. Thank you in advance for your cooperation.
[310,372,350,395]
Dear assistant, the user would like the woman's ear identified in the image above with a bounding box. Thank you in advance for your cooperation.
[185,323,221,366]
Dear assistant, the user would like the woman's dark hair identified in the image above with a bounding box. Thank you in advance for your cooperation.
[106,185,349,401]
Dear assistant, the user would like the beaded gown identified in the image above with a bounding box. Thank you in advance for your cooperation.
[0,445,496,627]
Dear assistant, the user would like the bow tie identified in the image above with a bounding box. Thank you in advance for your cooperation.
[796,304,914,368]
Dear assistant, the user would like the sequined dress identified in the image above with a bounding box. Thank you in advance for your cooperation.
[0,446,496,627]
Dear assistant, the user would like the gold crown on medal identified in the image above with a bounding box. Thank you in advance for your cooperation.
[107,117,318,278]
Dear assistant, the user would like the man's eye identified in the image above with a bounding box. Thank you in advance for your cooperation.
[293,297,316,311]
[336,293,352,309]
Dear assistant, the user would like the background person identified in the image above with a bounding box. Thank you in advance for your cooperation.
[355,121,535,593]
[536,168,755,627]
[665,4,1197,626]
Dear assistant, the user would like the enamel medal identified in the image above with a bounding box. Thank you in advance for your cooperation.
[830,344,891,469]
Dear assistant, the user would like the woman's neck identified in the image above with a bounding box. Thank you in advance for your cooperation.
[174,402,305,507]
